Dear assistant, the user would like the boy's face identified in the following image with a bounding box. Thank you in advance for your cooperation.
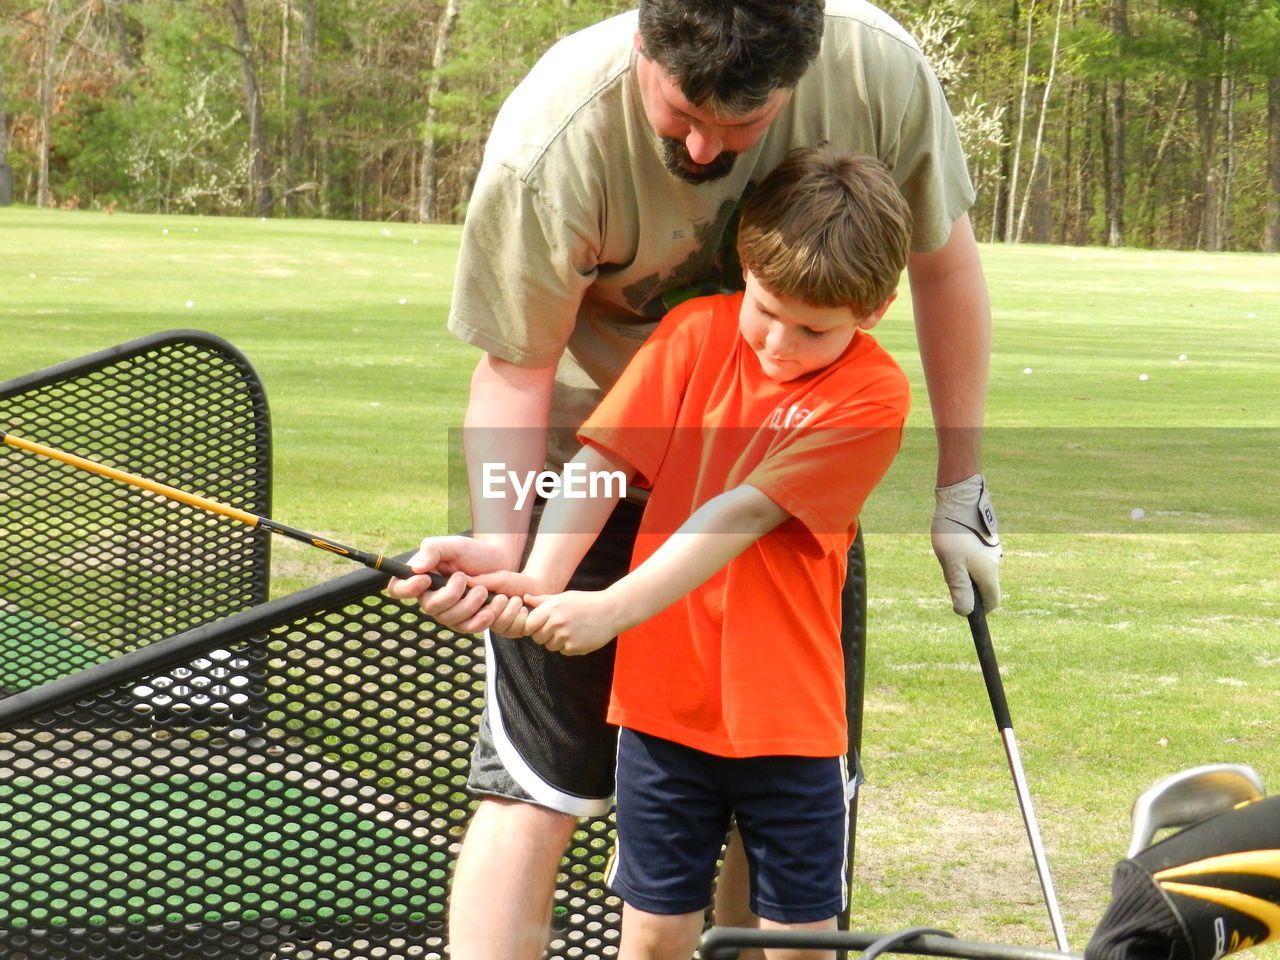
[739,272,891,382]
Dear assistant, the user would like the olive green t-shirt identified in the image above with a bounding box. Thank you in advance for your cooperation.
[447,0,974,470]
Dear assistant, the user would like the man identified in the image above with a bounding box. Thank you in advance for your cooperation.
[388,2,1002,958]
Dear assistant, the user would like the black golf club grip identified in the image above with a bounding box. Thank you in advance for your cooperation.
[379,559,499,604]
[377,557,438,583]
[967,588,1014,731]
[379,560,493,600]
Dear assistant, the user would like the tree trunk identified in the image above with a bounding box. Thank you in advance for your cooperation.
[0,39,11,206]
[1268,75,1280,253]
[37,0,61,208]
[286,0,317,217]
[1219,68,1234,248]
[1138,81,1189,247]
[1016,0,1064,242]
[1195,75,1223,251]
[228,0,273,218]
[1104,0,1127,247]
[1005,0,1037,242]
[107,0,135,109]
[419,0,461,223]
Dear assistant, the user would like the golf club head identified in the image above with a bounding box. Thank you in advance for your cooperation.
[1126,763,1264,858]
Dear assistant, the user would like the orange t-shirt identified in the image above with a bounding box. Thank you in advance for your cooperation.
[579,293,909,758]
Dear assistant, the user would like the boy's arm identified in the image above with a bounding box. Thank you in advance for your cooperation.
[481,442,632,636]
[520,443,632,592]
[523,484,789,655]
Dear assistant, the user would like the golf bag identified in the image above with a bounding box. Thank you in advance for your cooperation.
[1087,795,1280,960]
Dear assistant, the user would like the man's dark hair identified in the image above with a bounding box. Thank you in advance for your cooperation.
[637,0,825,115]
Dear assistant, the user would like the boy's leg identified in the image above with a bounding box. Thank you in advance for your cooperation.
[729,754,852,960]
[715,529,866,958]
[713,828,766,960]
[618,904,705,960]
[610,730,733,960]
[448,797,578,960]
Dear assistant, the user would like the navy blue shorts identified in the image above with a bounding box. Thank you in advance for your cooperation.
[607,728,850,924]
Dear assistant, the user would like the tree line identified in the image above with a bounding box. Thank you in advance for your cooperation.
[1,0,1277,251]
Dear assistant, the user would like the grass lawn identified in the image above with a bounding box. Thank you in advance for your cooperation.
[2,205,1278,951]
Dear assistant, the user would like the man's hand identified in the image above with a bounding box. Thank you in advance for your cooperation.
[522,590,621,656]
[931,473,1002,615]
[385,535,515,634]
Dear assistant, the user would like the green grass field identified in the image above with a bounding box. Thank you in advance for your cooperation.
[2,205,1278,951]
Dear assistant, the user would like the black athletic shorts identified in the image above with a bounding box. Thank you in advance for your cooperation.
[468,500,866,816]
[609,728,850,922]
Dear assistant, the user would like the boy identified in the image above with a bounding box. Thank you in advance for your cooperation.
[482,144,912,960]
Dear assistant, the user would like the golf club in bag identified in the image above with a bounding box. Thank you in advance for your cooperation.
[1087,765,1276,960]
[700,764,1278,960]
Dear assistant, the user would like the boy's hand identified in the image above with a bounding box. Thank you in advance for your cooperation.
[483,593,534,638]
[523,591,621,656]
[473,571,547,637]
[471,569,543,598]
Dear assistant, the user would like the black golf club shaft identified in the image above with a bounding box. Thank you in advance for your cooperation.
[967,587,1070,952]
[2,429,450,587]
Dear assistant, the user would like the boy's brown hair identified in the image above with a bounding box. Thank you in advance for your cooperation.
[737,144,913,317]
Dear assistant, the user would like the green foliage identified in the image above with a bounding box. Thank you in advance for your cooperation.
[0,0,1276,246]
[427,0,631,216]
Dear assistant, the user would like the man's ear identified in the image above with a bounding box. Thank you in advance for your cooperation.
[857,292,898,331]
[634,32,645,53]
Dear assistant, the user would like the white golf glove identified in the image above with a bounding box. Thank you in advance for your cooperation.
[931,473,1002,616]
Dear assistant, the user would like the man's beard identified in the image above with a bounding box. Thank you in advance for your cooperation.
[661,138,738,184]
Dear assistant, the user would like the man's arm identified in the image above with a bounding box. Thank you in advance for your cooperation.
[907,213,1002,615]
[522,484,789,655]
[463,353,556,567]
[908,213,990,485]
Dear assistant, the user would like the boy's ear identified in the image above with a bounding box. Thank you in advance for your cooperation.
[856,292,898,331]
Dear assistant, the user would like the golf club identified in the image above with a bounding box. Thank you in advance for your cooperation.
[2,428,440,586]
[1126,763,1264,857]
[699,926,1072,960]
[967,586,1071,953]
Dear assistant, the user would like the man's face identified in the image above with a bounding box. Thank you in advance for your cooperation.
[635,40,791,184]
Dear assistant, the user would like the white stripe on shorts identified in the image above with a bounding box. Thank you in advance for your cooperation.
[482,628,613,818]
[838,753,851,913]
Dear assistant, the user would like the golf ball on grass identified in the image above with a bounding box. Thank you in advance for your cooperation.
[1131,508,1146,520]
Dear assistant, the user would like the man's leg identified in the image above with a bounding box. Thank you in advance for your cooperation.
[712,830,764,960]
[760,915,838,960]
[448,796,578,960]
[617,905,704,960]
[448,500,642,957]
